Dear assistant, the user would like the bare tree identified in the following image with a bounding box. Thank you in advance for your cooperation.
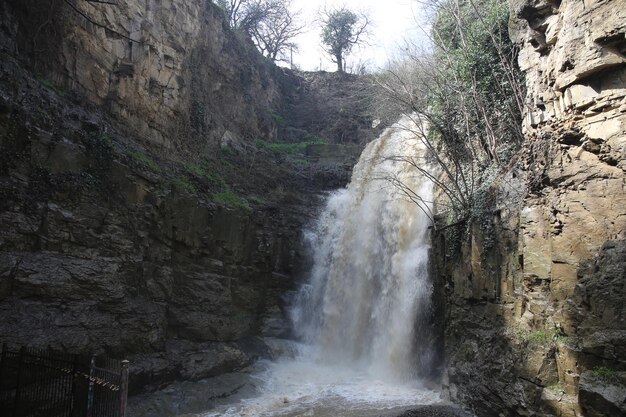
[319,6,370,73]
[248,2,304,62]
[216,0,304,62]
[370,0,525,228]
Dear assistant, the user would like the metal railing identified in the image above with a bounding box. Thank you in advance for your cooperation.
[0,344,128,417]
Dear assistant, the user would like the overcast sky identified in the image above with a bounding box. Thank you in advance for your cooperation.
[287,0,429,72]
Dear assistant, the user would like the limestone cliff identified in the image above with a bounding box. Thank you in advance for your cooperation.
[0,0,379,394]
[436,0,625,416]
[0,0,283,150]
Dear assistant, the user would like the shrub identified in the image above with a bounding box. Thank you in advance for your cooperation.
[527,330,550,345]
[270,110,285,125]
[373,0,524,231]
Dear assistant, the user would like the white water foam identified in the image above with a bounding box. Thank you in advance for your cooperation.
[204,350,439,417]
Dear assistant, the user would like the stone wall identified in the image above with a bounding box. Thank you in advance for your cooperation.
[436,1,626,416]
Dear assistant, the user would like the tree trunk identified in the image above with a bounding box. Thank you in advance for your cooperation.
[335,53,343,73]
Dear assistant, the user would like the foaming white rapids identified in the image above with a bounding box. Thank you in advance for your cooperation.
[204,348,439,417]
[202,115,438,417]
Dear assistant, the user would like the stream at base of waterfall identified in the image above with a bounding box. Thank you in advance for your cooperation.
[200,115,446,417]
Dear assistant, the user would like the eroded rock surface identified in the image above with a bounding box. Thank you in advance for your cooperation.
[0,0,376,395]
[436,1,626,416]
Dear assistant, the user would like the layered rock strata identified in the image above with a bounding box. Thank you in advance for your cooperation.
[0,0,281,150]
[437,1,626,416]
[0,0,376,394]
[0,55,310,392]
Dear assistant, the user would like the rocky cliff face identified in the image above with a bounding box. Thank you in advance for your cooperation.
[0,53,310,394]
[436,0,625,416]
[1,0,281,151]
[0,0,378,395]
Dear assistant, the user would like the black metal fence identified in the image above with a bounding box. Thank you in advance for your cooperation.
[0,344,128,417]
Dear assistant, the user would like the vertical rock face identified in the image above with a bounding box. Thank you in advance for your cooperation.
[0,58,311,392]
[436,1,625,416]
[1,0,280,149]
[0,0,376,396]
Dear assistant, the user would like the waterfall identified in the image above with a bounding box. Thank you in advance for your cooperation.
[292,114,435,382]
[205,115,439,417]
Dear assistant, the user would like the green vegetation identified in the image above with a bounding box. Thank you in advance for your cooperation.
[128,150,160,171]
[255,137,325,155]
[290,158,310,167]
[221,146,235,156]
[183,161,224,185]
[38,77,64,96]
[512,326,574,348]
[212,190,250,211]
[545,383,565,394]
[591,366,616,381]
[171,176,195,193]
[247,195,267,206]
[527,330,550,346]
[270,111,285,125]
[216,0,303,63]
[320,6,369,72]
[219,158,235,170]
[374,0,524,235]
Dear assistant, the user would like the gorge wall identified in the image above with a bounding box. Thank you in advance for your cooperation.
[0,0,380,394]
[2,0,624,415]
[0,0,281,151]
[436,0,626,416]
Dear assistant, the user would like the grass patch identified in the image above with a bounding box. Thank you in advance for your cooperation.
[129,150,160,171]
[221,146,235,156]
[183,162,224,184]
[512,328,552,346]
[171,176,195,193]
[545,383,565,394]
[528,330,550,345]
[591,367,616,381]
[219,158,235,170]
[183,162,204,176]
[248,195,267,206]
[554,333,572,344]
[290,158,310,167]
[213,190,250,211]
[270,110,285,125]
[255,137,326,155]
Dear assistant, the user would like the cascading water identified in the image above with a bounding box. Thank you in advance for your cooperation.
[204,115,439,417]
[291,114,435,383]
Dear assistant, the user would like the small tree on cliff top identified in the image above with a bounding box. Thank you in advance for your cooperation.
[216,0,304,63]
[320,7,370,73]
